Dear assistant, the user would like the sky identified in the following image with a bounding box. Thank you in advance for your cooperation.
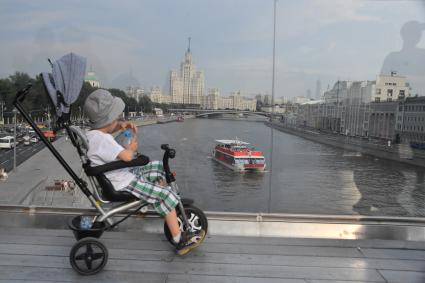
[0,0,425,98]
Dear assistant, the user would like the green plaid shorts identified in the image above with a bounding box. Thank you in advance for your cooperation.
[123,161,179,217]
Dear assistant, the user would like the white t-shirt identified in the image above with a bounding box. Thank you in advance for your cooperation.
[86,130,135,190]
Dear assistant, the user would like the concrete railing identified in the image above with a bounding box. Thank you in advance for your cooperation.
[1,205,425,241]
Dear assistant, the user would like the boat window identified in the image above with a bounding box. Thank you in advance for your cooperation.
[235,158,249,165]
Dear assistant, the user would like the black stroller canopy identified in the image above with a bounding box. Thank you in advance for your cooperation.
[42,53,87,118]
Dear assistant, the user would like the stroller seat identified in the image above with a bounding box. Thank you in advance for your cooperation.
[92,174,136,202]
[68,125,149,203]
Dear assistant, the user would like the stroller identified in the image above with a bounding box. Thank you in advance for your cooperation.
[13,53,208,275]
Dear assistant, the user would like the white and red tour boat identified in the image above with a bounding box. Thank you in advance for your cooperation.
[212,139,266,171]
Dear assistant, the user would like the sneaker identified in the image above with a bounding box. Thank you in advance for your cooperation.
[175,230,206,256]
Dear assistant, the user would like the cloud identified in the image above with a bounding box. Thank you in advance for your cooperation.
[299,45,315,54]
[232,0,382,43]
[307,0,381,25]
[0,9,70,33]
[327,42,337,52]
[206,57,272,73]
[282,0,381,38]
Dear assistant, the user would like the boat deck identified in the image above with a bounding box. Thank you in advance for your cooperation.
[1,225,425,283]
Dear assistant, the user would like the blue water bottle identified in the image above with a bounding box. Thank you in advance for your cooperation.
[80,216,92,230]
[115,129,132,147]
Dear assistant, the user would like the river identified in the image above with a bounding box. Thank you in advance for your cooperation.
[137,118,425,216]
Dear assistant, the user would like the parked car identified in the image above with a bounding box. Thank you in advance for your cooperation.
[30,137,38,143]
[23,135,30,146]
[42,130,56,142]
[0,136,15,149]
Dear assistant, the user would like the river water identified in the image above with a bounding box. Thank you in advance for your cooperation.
[137,118,425,217]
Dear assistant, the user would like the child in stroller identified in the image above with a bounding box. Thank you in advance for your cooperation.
[83,89,205,256]
[13,53,208,275]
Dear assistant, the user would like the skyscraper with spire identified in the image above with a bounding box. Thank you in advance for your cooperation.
[170,38,204,105]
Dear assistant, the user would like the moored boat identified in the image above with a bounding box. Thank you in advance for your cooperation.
[212,139,266,171]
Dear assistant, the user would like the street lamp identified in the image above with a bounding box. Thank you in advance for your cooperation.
[12,108,18,172]
[81,107,85,128]
[0,100,4,127]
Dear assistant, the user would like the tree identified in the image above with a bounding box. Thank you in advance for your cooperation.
[9,72,34,92]
[0,78,14,117]
[68,81,97,120]
[153,103,169,113]
[138,95,152,113]
[108,88,138,116]
[0,73,36,119]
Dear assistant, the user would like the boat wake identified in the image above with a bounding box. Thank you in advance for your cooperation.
[343,152,362,157]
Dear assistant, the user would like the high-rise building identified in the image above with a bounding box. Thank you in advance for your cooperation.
[170,38,205,105]
[170,71,183,104]
[149,86,162,103]
[315,80,322,100]
[203,88,220,110]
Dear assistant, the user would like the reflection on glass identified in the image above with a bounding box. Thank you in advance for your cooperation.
[0,1,424,218]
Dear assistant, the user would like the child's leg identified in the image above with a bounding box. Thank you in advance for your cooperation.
[125,168,205,254]
[124,175,180,219]
[129,161,166,183]
[164,209,181,238]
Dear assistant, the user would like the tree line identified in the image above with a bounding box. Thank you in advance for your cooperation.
[0,72,155,120]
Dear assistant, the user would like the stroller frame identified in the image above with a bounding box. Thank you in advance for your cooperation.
[13,84,208,275]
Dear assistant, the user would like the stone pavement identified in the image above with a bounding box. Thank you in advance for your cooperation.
[0,224,424,283]
[0,137,90,207]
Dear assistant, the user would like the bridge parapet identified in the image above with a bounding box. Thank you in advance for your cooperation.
[169,109,271,118]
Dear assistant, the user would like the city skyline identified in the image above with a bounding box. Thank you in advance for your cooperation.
[0,1,425,98]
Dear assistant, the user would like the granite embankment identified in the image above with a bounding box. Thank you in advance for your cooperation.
[265,121,425,168]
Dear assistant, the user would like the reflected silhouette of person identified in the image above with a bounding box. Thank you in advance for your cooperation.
[411,168,425,215]
[381,21,425,95]
[352,164,408,216]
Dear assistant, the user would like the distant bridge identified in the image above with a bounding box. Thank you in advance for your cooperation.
[168,109,272,118]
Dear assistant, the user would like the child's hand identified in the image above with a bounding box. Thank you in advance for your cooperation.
[155,178,167,187]
[120,121,138,134]
[125,138,138,152]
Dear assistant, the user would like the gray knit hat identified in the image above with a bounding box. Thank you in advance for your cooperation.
[83,89,125,129]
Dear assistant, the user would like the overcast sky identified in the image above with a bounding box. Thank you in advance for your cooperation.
[0,0,424,98]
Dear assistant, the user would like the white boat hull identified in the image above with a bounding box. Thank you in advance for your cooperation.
[212,156,266,172]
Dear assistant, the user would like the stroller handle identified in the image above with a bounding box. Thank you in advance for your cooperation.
[161,144,176,183]
[14,84,33,104]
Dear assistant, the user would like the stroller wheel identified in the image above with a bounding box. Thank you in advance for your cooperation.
[70,237,108,275]
[164,204,208,246]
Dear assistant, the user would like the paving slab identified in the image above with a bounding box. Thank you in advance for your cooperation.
[0,226,424,283]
